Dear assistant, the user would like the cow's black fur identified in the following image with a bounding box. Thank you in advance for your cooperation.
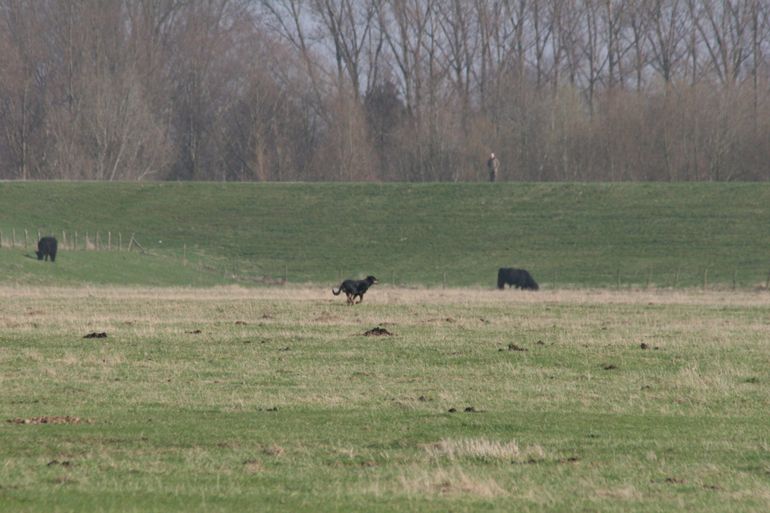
[497,268,538,290]
[36,236,58,262]
[332,275,378,304]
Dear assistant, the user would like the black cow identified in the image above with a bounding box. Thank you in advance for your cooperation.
[332,275,378,304]
[497,268,538,290]
[36,236,58,262]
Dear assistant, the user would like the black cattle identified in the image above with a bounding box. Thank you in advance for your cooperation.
[332,275,378,304]
[497,268,538,290]
[36,236,58,262]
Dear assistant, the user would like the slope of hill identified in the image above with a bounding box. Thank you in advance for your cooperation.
[1,182,768,288]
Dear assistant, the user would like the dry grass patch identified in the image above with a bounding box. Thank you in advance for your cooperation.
[594,485,642,501]
[2,284,770,307]
[425,438,547,464]
[242,459,265,473]
[396,466,510,498]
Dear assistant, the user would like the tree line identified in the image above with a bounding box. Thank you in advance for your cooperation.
[1,0,770,182]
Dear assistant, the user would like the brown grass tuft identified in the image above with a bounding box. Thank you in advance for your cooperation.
[425,438,547,463]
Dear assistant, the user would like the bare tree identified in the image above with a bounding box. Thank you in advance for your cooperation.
[646,0,689,85]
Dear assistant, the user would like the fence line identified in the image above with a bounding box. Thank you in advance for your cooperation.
[0,228,133,252]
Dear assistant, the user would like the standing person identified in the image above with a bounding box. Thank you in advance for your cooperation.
[487,152,499,182]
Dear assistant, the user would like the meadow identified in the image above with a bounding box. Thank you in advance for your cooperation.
[1,182,769,511]
[1,285,769,512]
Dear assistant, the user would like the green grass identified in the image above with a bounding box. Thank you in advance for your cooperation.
[1,182,768,288]
[1,286,769,512]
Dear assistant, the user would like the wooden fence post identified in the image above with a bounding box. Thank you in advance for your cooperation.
[119,232,122,251]
[24,229,28,248]
[108,232,111,251]
[12,229,16,248]
[74,231,78,250]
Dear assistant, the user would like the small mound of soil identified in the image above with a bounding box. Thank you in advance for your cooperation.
[83,332,107,339]
[186,329,202,334]
[7,416,90,425]
[506,343,527,352]
[47,460,73,467]
[363,327,393,336]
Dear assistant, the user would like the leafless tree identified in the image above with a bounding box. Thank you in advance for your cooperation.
[2,0,770,181]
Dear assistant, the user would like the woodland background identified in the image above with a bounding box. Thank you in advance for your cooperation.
[2,0,770,182]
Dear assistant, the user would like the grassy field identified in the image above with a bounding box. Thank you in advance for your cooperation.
[1,285,769,512]
[1,181,769,288]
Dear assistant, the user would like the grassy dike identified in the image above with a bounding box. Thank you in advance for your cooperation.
[0,181,768,288]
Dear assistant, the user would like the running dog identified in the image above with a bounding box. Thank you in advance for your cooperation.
[332,275,379,304]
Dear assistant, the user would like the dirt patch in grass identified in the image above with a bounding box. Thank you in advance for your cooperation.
[363,326,393,336]
[83,332,107,339]
[7,416,91,425]
[243,459,265,473]
[263,444,285,457]
[47,460,73,467]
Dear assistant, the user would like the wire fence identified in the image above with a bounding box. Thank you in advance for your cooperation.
[0,228,138,252]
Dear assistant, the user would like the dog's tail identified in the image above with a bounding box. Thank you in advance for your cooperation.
[332,286,342,295]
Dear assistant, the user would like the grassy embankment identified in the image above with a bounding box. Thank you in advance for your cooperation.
[0,181,768,288]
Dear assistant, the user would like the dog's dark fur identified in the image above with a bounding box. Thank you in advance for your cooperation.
[332,275,378,304]
[497,268,538,290]
[35,236,58,262]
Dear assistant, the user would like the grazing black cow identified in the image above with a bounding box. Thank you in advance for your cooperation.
[497,268,538,290]
[36,236,58,262]
[332,275,378,304]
